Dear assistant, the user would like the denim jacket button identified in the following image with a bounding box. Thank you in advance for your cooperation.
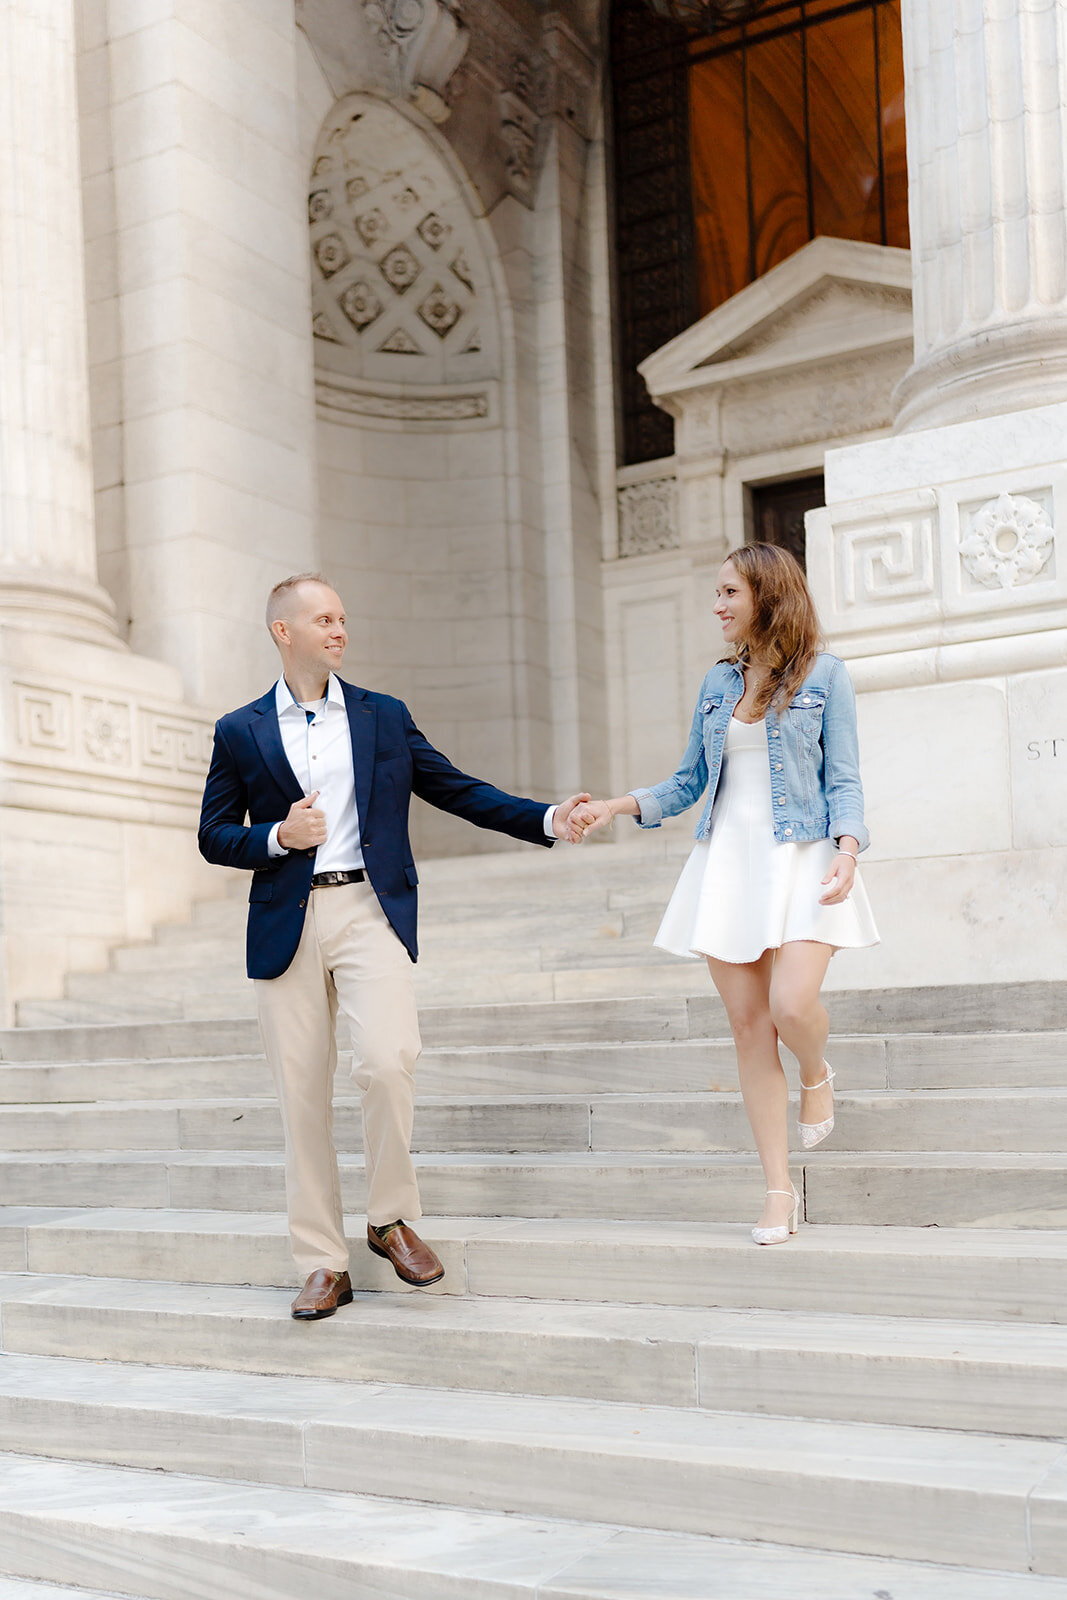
[775,763,782,771]
[771,730,780,738]
[785,828,793,836]
[777,797,786,804]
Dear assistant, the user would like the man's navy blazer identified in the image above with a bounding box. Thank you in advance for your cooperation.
[198,678,554,980]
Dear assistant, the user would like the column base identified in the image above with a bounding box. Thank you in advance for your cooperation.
[893,321,1067,434]
[0,627,221,1024]
[804,404,1067,993]
[0,569,122,649]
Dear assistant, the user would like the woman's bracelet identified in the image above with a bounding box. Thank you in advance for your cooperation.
[835,848,858,862]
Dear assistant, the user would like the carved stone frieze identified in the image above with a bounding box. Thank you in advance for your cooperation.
[724,353,900,455]
[618,477,680,557]
[11,681,212,789]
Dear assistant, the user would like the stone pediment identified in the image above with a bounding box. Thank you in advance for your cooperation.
[639,238,912,403]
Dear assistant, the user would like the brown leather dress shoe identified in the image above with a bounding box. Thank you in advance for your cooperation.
[290,1268,353,1321]
[367,1221,444,1286]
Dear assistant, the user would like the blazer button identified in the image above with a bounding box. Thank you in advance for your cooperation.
[298,899,306,908]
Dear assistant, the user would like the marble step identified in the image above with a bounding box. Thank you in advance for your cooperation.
[6,1208,1067,1321]
[1,1353,1065,1569]
[0,1585,140,1600]
[3,1087,1067,1155]
[6,985,1066,1064]
[6,1084,1067,1153]
[3,1455,1062,1600]
[3,1146,1065,1227]
[5,1273,1067,1438]
[0,1031,1063,1100]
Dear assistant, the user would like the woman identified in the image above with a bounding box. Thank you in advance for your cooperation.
[574,543,878,1244]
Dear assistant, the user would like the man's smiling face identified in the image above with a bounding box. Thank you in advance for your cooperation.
[271,580,348,678]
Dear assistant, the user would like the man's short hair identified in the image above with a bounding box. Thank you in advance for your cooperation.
[266,573,332,630]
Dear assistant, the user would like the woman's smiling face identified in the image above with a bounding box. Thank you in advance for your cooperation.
[713,559,755,648]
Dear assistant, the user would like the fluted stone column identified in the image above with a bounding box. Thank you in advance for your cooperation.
[894,0,1067,431]
[0,0,118,642]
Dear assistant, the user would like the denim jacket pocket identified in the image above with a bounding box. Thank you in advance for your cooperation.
[786,686,826,749]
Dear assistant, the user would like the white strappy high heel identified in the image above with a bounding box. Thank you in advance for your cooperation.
[751,1185,800,1245]
[798,1062,836,1150]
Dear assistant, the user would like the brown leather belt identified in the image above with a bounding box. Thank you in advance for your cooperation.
[310,869,366,888]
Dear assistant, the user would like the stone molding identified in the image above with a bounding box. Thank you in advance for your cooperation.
[315,373,495,426]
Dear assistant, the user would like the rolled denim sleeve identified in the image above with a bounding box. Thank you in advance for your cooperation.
[822,660,870,853]
[627,679,711,829]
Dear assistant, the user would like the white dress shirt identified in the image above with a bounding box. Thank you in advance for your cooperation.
[268,673,559,865]
[267,674,364,871]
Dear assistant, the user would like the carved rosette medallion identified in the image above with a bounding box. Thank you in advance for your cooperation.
[959,492,1056,590]
[83,700,132,766]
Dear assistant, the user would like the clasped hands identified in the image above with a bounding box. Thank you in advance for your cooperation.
[554,795,614,844]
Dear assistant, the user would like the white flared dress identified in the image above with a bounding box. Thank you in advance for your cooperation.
[655,715,880,965]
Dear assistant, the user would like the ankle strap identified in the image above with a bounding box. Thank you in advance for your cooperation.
[802,1065,836,1090]
[765,1189,794,1197]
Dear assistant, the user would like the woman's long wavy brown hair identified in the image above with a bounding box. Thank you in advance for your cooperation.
[722,543,824,716]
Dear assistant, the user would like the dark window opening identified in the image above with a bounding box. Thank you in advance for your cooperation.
[611,0,907,466]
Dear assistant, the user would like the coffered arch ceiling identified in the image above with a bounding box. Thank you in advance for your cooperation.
[308,95,500,400]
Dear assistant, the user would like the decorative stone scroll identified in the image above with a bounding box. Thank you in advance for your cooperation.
[618,477,680,557]
[836,513,937,609]
[959,493,1056,591]
[362,0,468,121]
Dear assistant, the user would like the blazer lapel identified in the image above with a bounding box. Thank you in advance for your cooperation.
[249,688,305,805]
[342,680,376,826]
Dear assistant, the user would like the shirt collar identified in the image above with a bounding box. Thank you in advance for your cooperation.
[275,673,343,716]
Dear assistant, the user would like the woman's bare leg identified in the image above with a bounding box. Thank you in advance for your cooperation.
[706,951,793,1230]
[768,940,835,1128]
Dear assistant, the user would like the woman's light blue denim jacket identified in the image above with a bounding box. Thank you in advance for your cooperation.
[630,652,870,852]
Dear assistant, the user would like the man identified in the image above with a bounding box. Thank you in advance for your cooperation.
[198,574,587,1321]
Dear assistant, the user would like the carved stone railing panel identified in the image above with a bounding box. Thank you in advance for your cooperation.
[617,474,680,557]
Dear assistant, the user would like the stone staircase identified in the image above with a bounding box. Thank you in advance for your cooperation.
[14,832,720,1026]
[1,851,1067,1596]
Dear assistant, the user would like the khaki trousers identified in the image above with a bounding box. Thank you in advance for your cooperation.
[255,879,422,1277]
